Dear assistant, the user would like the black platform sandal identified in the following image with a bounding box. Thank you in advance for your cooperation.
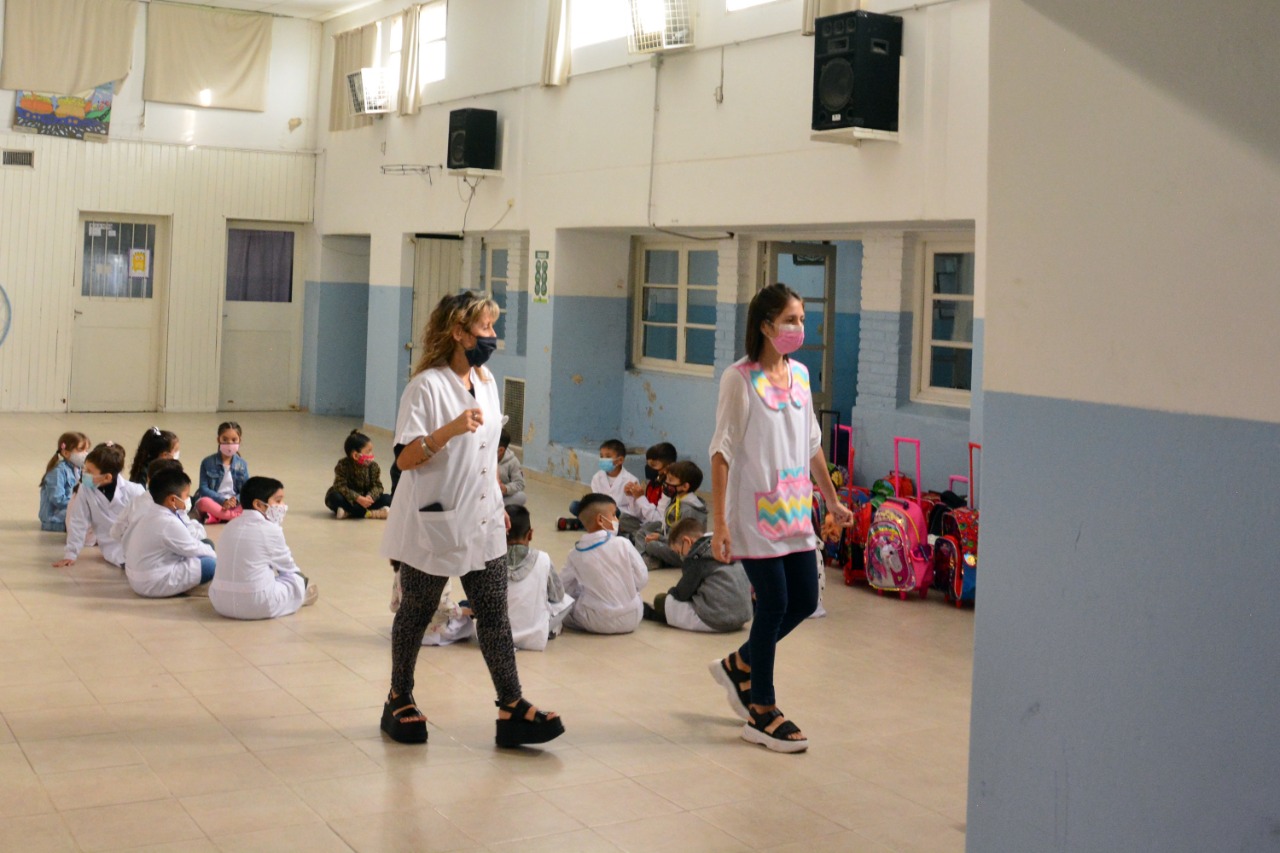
[495,698,565,748]
[707,654,751,721]
[741,707,808,754]
[381,693,428,744]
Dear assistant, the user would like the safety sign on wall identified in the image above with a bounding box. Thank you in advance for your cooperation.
[533,250,549,304]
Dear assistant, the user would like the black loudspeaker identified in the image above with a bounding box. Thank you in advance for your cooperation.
[447,108,497,170]
[811,11,903,133]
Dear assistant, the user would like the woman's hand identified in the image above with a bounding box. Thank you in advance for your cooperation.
[712,527,732,563]
[446,408,484,438]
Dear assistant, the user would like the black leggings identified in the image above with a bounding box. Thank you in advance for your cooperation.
[390,556,522,705]
[325,491,392,518]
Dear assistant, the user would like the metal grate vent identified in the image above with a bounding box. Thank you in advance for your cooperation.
[2,150,34,167]
[627,0,695,54]
[346,68,391,115]
[502,377,526,447]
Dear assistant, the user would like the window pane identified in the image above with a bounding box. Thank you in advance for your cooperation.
[494,310,507,342]
[933,252,975,295]
[643,286,677,323]
[685,327,715,366]
[226,229,294,303]
[643,325,677,360]
[687,250,718,286]
[490,248,508,279]
[571,0,629,48]
[644,250,679,285]
[686,287,717,325]
[930,346,972,391]
[82,220,154,299]
[420,2,446,39]
[930,299,974,343]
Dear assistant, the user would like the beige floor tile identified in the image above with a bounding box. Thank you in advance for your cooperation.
[64,651,167,681]
[39,763,170,811]
[0,680,97,714]
[80,672,193,706]
[487,828,625,853]
[594,811,753,853]
[128,721,247,763]
[125,840,221,853]
[695,795,847,850]
[102,696,219,732]
[180,786,322,838]
[633,764,761,811]
[258,659,367,690]
[784,780,943,831]
[434,791,583,844]
[211,821,354,853]
[173,666,280,696]
[20,730,146,774]
[0,771,57,818]
[62,799,205,852]
[854,811,968,853]
[4,703,122,742]
[223,712,344,752]
[0,813,78,852]
[254,739,383,783]
[329,805,481,853]
[763,830,897,853]
[0,657,79,688]
[0,716,13,744]
[292,771,423,822]
[579,736,707,777]
[541,777,684,827]
[487,744,625,792]
[282,680,384,713]
[149,752,279,799]
[196,686,312,722]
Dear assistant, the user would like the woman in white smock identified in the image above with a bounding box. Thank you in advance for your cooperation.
[210,476,313,620]
[707,283,852,753]
[379,291,564,748]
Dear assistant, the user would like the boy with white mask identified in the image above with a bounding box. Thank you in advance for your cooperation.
[561,493,649,635]
[210,476,316,620]
[121,467,216,598]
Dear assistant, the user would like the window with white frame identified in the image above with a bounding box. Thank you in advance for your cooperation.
[633,244,718,373]
[375,14,404,102]
[917,242,975,405]
[478,241,509,348]
[417,1,448,86]
[726,0,783,10]
[571,0,629,49]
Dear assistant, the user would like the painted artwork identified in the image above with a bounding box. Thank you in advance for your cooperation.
[14,82,113,141]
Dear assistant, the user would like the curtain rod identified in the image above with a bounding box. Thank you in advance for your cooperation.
[137,0,301,21]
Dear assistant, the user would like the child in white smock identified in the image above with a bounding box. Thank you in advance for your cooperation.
[505,506,574,651]
[211,476,316,619]
[562,493,649,635]
[53,442,146,569]
[120,467,215,598]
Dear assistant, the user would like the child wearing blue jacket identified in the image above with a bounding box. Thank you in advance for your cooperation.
[39,431,90,532]
[195,421,250,524]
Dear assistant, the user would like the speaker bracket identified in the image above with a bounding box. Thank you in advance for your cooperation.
[810,127,899,147]
[447,168,503,179]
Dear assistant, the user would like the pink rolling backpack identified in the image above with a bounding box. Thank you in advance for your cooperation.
[864,436,933,599]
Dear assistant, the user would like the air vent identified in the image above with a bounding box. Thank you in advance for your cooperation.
[502,377,526,447]
[2,150,34,168]
[346,68,391,115]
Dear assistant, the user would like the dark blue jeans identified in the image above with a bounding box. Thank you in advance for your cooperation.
[198,555,216,584]
[738,549,820,707]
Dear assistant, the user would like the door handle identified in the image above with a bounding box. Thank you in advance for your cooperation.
[404,342,413,351]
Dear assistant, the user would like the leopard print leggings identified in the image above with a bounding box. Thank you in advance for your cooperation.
[390,556,522,706]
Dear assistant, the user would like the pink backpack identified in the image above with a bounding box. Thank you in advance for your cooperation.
[864,437,933,599]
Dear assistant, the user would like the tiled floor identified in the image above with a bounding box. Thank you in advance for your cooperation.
[0,411,972,852]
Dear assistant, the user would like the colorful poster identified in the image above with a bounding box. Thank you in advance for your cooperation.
[14,81,113,142]
[129,249,151,279]
[533,250,550,304]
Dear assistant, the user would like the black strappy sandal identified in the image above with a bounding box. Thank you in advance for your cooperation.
[741,707,809,754]
[495,698,565,748]
[708,654,751,721]
[381,693,428,744]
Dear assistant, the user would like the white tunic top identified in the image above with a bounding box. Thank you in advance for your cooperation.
[507,547,574,652]
[591,467,640,516]
[381,365,507,576]
[709,357,822,560]
[561,530,649,634]
[64,479,147,567]
[120,500,214,597]
[210,511,307,620]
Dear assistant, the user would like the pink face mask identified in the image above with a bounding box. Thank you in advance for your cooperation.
[771,324,805,355]
[357,454,375,466]
[220,442,240,457]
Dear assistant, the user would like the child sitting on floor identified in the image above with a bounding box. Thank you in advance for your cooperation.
[558,439,640,530]
[211,476,317,619]
[620,441,677,535]
[635,460,708,569]
[128,426,180,489]
[195,421,249,524]
[643,517,752,633]
[505,506,574,651]
[121,466,216,598]
[497,430,526,508]
[38,431,89,533]
[325,430,392,519]
[561,493,649,635]
[54,442,146,569]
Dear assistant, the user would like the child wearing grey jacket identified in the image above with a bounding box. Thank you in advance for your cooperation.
[643,517,752,632]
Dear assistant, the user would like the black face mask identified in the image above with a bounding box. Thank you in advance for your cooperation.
[465,335,498,367]
[644,465,660,483]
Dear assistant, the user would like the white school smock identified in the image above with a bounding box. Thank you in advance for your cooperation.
[507,547,574,652]
[381,365,507,576]
[64,479,146,567]
[210,511,307,620]
[122,501,214,597]
[561,530,648,634]
[591,467,640,517]
[111,492,207,556]
[708,357,822,560]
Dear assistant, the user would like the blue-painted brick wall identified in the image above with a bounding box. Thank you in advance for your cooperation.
[304,281,369,417]
[364,285,413,431]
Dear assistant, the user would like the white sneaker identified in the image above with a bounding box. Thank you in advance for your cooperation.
[304,583,319,606]
[368,507,389,519]
[335,508,347,519]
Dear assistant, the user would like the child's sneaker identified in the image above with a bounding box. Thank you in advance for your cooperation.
[304,583,319,606]
[556,517,582,531]
[335,508,347,519]
[368,507,389,519]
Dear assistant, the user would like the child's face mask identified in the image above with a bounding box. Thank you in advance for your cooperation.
[220,442,240,457]
[662,480,685,498]
[357,453,375,466]
[69,451,88,469]
[598,455,618,473]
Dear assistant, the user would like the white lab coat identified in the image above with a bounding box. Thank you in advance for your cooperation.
[381,365,506,576]
[562,530,648,635]
[507,546,574,652]
[120,500,214,597]
[591,467,640,517]
[112,492,207,555]
[64,478,147,567]
[210,511,307,620]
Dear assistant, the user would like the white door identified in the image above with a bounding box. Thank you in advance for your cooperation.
[410,236,464,363]
[762,241,837,409]
[219,223,304,410]
[71,215,169,412]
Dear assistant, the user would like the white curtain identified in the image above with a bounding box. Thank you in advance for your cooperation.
[540,0,571,87]
[398,5,424,116]
[0,0,139,94]
[329,24,378,132]
[144,3,272,111]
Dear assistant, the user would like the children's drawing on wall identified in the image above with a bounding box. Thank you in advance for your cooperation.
[14,82,113,141]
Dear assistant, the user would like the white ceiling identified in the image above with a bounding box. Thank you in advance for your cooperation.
[171,0,382,22]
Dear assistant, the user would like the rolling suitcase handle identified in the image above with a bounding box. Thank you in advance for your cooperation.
[948,475,969,498]
[893,436,922,499]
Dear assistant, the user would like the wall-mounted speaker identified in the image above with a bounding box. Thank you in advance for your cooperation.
[811,11,903,133]
[447,108,497,170]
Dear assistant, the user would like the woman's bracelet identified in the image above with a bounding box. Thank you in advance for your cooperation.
[419,435,436,462]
